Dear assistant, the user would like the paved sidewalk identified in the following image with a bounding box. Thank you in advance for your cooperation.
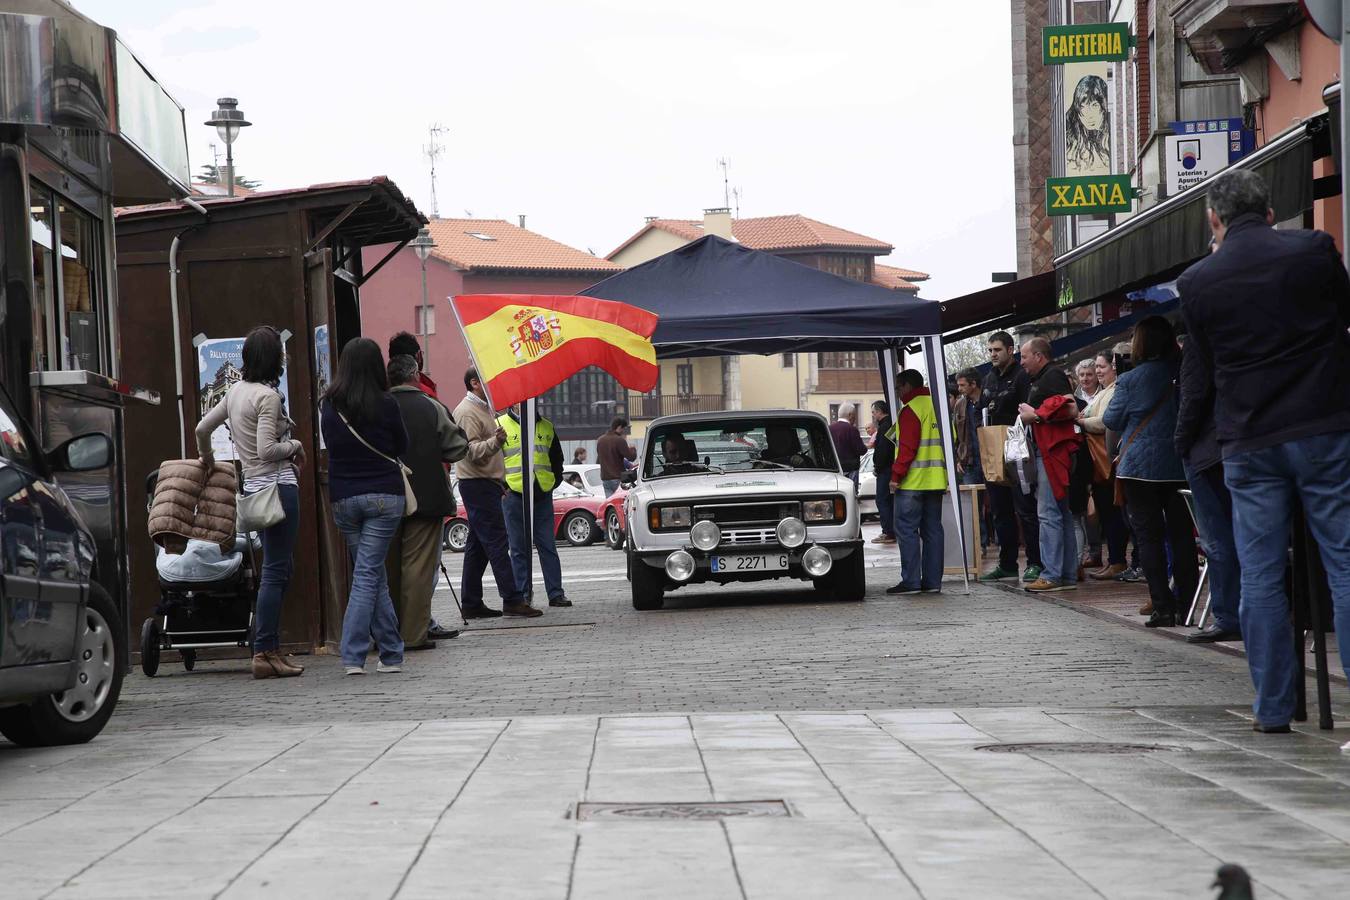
[4,705,1349,899]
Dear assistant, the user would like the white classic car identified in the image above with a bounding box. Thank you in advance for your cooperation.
[621,410,866,610]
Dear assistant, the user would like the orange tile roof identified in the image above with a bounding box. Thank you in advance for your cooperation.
[426,218,620,273]
[623,214,894,254]
[872,263,928,293]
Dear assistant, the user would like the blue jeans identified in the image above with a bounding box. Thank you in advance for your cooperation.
[894,490,944,590]
[459,478,525,608]
[1224,431,1350,727]
[603,479,621,498]
[333,493,405,669]
[1183,461,1241,633]
[252,483,299,653]
[502,490,565,601]
[875,480,895,537]
[1035,455,1077,583]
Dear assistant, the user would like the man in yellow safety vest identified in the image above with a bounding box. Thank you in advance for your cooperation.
[497,405,571,607]
[886,369,947,595]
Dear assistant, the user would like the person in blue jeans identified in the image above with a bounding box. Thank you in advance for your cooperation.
[870,400,896,544]
[498,405,570,607]
[1178,168,1350,736]
[320,338,409,675]
[885,370,946,595]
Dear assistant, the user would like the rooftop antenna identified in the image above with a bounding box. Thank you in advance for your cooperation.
[717,156,731,209]
[208,142,220,178]
[731,185,742,218]
[424,124,446,219]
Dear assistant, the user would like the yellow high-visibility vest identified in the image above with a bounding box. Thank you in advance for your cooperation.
[498,414,557,493]
[897,393,947,491]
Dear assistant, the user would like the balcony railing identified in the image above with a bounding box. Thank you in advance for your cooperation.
[630,393,727,419]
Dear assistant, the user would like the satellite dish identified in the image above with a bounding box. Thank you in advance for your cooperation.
[1301,0,1342,43]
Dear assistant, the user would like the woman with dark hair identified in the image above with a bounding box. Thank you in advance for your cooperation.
[1103,316,1199,627]
[319,337,409,674]
[1066,74,1111,175]
[572,447,587,465]
[197,325,305,679]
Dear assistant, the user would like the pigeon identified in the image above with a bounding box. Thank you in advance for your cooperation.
[1212,863,1254,900]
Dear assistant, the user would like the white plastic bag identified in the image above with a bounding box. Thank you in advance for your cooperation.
[1004,419,1031,464]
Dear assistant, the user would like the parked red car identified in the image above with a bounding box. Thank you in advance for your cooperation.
[443,481,608,552]
[599,486,628,550]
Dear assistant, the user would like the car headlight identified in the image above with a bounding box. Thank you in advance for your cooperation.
[803,498,847,522]
[690,520,721,551]
[776,517,807,548]
[665,550,695,581]
[650,506,692,530]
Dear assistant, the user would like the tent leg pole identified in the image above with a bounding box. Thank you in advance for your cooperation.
[922,336,970,592]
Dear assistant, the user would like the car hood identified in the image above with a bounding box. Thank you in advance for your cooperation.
[639,470,849,502]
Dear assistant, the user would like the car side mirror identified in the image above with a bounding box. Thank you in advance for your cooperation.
[52,432,112,473]
[620,469,637,487]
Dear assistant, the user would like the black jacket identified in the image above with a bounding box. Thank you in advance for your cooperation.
[1174,343,1220,472]
[1178,214,1350,457]
[872,416,895,475]
[390,387,455,519]
[981,361,1031,426]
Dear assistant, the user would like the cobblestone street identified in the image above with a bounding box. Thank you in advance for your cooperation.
[5,536,1350,898]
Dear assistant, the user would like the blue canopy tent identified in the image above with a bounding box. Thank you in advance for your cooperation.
[580,235,969,587]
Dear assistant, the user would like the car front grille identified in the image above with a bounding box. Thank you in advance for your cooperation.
[720,527,777,546]
[693,501,801,528]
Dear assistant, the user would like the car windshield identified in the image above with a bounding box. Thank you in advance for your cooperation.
[644,417,837,478]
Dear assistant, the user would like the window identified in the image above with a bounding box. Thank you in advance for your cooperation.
[818,352,869,369]
[780,353,793,368]
[59,203,102,372]
[415,305,436,335]
[1176,38,1240,122]
[464,231,496,241]
[29,185,55,371]
[675,364,694,396]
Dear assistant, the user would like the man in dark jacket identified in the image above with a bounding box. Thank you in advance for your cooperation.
[830,404,868,486]
[870,400,896,544]
[499,404,570,607]
[980,331,1042,583]
[386,355,469,649]
[1178,168,1350,732]
[1174,341,1242,644]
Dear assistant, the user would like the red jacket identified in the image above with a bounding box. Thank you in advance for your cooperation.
[417,371,439,401]
[1032,393,1081,501]
[890,387,928,483]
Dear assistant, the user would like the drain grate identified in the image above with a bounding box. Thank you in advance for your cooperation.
[576,800,790,821]
[975,742,1188,755]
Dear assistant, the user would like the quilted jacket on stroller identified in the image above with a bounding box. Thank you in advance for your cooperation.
[148,459,238,554]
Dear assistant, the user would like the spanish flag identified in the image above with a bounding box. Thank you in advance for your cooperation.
[451,294,659,409]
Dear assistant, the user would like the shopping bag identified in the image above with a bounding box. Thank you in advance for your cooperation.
[1004,419,1031,465]
[978,425,1010,486]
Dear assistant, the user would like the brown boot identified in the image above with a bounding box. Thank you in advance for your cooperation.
[1090,563,1128,581]
[1138,599,1153,615]
[252,650,302,679]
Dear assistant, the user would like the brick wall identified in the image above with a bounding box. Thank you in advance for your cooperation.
[1011,0,1055,276]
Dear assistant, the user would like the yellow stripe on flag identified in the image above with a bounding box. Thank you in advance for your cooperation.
[464,304,657,382]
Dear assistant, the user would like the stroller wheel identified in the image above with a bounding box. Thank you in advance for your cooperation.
[140,618,161,677]
[181,649,196,672]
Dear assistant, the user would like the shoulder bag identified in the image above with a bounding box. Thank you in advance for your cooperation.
[227,388,288,533]
[337,409,418,517]
[1111,390,1171,507]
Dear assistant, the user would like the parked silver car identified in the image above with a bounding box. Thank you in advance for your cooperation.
[621,410,865,610]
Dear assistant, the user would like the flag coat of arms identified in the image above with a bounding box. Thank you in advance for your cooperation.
[451,294,659,408]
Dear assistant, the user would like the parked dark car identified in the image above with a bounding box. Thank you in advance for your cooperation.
[0,383,124,746]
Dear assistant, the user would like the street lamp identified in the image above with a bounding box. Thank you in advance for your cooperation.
[410,226,437,373]
[204,98,251,197]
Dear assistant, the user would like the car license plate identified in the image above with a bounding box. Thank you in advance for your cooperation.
[710,554,789,573]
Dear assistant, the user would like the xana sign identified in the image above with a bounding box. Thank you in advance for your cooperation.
[1046,175,1135,217]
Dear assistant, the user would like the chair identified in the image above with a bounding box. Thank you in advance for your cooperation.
[1177,489,1211,627]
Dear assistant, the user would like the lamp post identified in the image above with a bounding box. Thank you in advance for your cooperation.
[410,226,437,374]
[204,98,251,197]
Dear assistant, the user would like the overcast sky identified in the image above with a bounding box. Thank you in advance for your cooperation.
[76,0,1015,302]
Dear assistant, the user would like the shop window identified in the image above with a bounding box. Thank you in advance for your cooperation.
[29,185,55,372]
[675,363,694,396]
[58,203,102,373]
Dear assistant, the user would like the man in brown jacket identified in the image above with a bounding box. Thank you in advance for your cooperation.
[452,367,539,618]
[597,417,636,496]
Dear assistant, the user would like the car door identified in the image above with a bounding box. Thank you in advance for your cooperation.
[0,392,50,666]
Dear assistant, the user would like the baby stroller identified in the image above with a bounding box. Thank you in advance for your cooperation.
[140,470,261,676]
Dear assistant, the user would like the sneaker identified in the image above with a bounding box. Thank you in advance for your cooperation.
[1116,566,1144,583]
[376,661,402,674]
[1025,578,1072,592]
[980,566,1018,582]
[1021,565,1043,583]
[344,667,365,676]
[885,583,921,595]
[870,534,896,544]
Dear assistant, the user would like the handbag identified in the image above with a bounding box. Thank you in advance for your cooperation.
[1085,432,1111,483]
[226,417,287,534]
[336,409,418,517]
[1111,391,1171,507]
[978,425,1011,486]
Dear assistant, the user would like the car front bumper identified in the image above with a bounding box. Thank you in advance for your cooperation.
[632,539,863,586]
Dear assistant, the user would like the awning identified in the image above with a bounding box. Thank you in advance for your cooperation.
[1053,114,1325,311]
[937,270,1056,342]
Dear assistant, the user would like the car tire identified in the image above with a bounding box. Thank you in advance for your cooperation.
[444,519,469,553]
[629,554,665,610]
[140,617,161,677]
[181,649,196,672]
[562,511,596,547]
[0,584,125,747]
[604,508,624,551]
[819,550,866,602]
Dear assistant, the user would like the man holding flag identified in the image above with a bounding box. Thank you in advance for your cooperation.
[499,404,571,607]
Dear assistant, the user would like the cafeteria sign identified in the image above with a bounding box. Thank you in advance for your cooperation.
[1043,23,1132,65]
[1046,174,1135,216]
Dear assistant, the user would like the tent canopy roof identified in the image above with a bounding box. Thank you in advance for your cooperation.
[580,235,942,358]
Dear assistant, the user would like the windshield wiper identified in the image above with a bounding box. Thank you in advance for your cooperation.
[752,459,795,472]
[652,462,725,477]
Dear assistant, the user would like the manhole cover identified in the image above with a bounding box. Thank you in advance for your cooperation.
[974,742,1188,755]
[576,800,790,821]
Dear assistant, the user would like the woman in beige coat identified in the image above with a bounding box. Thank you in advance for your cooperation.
[1078,351,1130,579]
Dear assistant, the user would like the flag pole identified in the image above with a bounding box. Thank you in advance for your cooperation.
[520,396,535,606]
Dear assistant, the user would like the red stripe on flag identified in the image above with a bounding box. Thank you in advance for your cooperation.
[453,294,657,336]
[484,336,659,410]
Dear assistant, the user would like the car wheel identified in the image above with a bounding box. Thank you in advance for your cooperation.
[562,511,596,547]
[181,649,196,672]
[604,508,624,550]
[0,584,125,747]
[818,550,867,602]
[630,553,665,610]
[445,519,469,553]
[140,617,161,677]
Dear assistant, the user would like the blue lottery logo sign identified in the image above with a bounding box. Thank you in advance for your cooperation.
[1165,118,1255,196]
